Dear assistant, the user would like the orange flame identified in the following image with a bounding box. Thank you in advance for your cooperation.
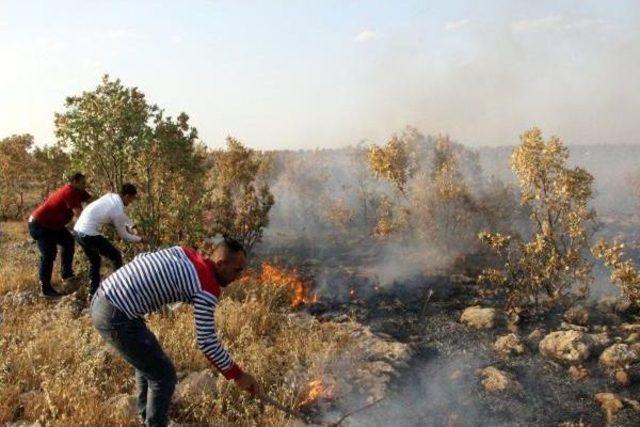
[298,378,336,408]
[259,262,317,307]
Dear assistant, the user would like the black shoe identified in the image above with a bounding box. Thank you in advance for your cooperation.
[41,287,63,299]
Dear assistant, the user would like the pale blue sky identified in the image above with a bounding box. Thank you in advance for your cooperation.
[1,0,638,149]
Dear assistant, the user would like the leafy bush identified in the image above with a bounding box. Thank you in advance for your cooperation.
[204,137,274,253]
[479,128,595,316]
[53,75,209,247]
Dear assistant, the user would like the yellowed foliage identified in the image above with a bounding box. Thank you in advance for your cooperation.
[368,134,415,196]
[479,128,595,314]
[593,240,640,306]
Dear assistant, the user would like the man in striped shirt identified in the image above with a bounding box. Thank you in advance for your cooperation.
[91,238,259,427]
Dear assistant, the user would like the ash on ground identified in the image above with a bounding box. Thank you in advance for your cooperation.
[303,270,640,427]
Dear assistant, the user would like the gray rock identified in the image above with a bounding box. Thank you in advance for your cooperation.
[599,343,640,369]
[539,330,592,364]
[460,306,501,330]
[563,305,589,326]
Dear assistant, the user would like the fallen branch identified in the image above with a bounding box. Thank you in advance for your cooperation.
[420,289,434,318]
[328,397,386,427]
[255,392,385,426]
[255,392,320,425]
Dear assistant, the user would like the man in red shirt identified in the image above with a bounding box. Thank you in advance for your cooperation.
[28,173,91,298]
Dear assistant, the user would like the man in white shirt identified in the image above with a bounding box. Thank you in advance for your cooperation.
[74,183,143,296]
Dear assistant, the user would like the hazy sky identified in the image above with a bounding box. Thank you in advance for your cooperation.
[1,0,638,149]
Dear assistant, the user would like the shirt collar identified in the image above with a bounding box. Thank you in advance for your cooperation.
[204,259,220,286]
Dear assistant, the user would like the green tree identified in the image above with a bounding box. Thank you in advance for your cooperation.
[133,112,206,247]
[55,75,153,192]
[205,137,274,253]
[54,75,206,247]
[32,144,71,198]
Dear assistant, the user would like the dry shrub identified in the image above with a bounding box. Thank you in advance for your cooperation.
[0,221,39,294]
[593,240,640,307]
[479,128,595,316]
[0,222,363,425]
[0,300,133,425]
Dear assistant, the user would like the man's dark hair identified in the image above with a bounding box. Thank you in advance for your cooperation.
[120,183,138,197]
[215,235,246,256]
[69,172,85,183]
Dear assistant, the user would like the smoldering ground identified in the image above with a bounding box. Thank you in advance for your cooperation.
[253,133,640,427]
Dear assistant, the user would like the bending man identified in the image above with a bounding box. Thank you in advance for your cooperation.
[28,172,91,298]
[90,238,259,427]
[74,183,143,296]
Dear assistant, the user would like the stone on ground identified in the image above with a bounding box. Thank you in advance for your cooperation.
[539,331,592,364]
[460,306,500,330]
[614,369,631,386]
[478,366,521,394]
[567,365,589,382]
[599,343,640,369]
[563,305,589,326]
[595,392,623,424]
[493,333,525,356]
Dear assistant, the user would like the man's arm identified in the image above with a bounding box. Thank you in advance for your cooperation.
[193,292,243,379]
[113,211,142,243]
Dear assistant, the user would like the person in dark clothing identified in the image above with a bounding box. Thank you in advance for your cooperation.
[74,183,143,296]
[28,172,91,298]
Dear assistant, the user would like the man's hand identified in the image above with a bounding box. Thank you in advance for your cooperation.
[234,372,259,396]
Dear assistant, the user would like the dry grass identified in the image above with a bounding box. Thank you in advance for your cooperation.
[0,221,39,294]
[0,221,364,425]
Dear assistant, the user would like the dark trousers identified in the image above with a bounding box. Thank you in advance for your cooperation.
[91,291,177,427]
[76,233,123,295]
[28,219,75,289]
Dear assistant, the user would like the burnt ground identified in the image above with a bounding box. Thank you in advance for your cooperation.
[301,272,640,427]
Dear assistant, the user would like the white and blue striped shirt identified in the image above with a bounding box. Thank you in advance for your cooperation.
[101,246,240,379]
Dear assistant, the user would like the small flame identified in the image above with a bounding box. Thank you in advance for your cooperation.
[298,378,336,408]
[259,262,317,307]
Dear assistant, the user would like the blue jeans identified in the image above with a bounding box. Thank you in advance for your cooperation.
[76,233,123,296]
[91,291,177,427]
[28,219,75,289]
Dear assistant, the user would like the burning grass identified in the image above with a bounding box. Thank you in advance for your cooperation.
[0,221,384,425]
[237,261,318,307]
[298,378,337,409]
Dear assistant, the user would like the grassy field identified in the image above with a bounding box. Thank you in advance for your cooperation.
[0,221,369,425]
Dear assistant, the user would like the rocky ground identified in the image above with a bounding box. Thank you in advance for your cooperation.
[5,272,640,426]
[4,228,640,426]
[307,273,640,426]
